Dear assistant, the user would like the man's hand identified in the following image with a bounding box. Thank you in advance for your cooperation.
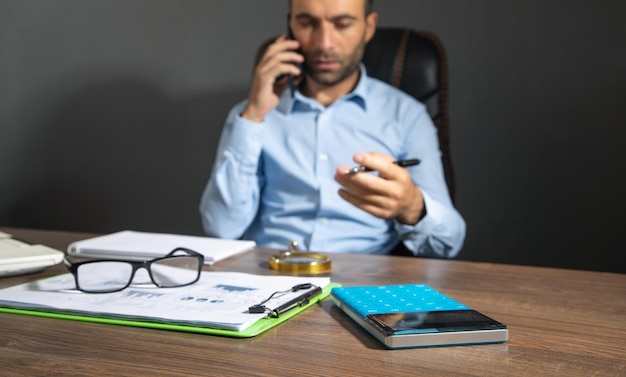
[334,152,425,225]
[240,35,303,123]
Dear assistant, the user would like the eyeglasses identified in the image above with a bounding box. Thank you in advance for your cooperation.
[64,248,204,293]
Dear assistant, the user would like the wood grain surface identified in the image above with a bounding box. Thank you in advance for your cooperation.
[1,227,624,376]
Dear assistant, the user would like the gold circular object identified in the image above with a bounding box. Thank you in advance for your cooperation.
[268,252,332,273]
[268,242,331,273]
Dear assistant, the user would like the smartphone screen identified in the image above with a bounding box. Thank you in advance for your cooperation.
[367,310,507,335]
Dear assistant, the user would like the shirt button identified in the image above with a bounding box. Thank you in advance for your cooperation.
[319,154,328,161]
[319,217,328,225]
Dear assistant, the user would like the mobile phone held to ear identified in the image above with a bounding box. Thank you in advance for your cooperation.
[285,23,303,97]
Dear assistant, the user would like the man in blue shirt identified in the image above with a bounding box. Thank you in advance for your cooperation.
[200,0,465,258]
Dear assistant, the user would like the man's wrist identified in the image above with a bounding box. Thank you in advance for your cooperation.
[397,205,426,225]
[240,106,265,123]
[397,186,426,225]
[417,204,427,222]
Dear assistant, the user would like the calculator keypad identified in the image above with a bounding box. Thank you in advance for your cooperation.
[332,284,470,317]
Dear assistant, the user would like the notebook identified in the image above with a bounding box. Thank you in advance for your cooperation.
[0,231,65,277]
[331,284,508,349]
[67,230,255,265]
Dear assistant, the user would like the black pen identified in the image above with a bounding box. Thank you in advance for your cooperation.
[269,285,322,318]
[346,158,421,174]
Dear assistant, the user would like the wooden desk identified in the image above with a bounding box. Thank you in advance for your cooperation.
[1,228,624,376]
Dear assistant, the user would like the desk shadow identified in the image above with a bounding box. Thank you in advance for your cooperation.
[9,75,246,235]
[319,299,387,350]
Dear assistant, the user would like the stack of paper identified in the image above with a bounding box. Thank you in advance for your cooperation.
[67,231,255,265]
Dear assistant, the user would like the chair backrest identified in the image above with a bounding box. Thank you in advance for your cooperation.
[362,27,454,201]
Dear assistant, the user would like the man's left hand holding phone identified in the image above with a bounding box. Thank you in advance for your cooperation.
[240,32,304,124]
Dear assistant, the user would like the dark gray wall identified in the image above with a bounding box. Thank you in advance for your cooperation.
[1,0,625,273]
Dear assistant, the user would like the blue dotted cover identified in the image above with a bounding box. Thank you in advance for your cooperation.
[331,284,470,317]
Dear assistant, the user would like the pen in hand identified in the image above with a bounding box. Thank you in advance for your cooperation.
[346,159,421,174]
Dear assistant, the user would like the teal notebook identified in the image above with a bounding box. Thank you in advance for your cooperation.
[0,271,339,338]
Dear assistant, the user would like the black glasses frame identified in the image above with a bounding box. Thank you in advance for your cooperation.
[64,247,204,293]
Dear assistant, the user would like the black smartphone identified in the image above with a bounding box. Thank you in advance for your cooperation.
[367,310,507,336]
[286,21,303,97]
[363,310,508,348]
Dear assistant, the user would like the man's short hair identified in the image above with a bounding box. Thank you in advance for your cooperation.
[289,0,374,16]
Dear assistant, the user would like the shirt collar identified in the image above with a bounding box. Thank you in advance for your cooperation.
[277,63,369,114]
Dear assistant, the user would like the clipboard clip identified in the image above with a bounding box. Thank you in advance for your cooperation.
[248,283,322,318]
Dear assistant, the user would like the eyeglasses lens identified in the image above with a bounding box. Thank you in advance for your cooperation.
[150,256,200,287]
[77,261,134,293]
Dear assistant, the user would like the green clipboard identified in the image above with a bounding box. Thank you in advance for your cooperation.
[0,282,341,338]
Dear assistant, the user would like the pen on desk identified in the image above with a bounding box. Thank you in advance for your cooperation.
[270,285,322,317]
[346,158,421,174]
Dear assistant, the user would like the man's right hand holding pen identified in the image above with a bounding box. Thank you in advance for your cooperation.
[335,152,427,226]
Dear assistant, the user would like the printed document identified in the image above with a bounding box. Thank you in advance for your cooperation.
[0,271,330,331]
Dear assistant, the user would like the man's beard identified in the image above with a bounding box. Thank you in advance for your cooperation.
[302,38,367,87]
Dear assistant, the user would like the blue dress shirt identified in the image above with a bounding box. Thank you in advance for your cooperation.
[200,65,465,258]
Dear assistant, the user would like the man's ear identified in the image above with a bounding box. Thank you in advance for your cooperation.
[364,12,378,43]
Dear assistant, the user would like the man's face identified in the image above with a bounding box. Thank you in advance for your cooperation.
[290,0,377,87]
